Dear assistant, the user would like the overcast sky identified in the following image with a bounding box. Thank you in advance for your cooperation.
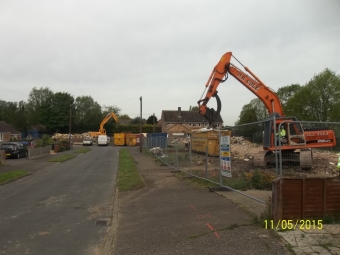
[1,0,339,126]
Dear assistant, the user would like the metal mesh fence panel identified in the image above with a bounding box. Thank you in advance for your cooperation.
[143,119,340,194]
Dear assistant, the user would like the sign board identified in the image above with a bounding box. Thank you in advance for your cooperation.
[220,132,231,177]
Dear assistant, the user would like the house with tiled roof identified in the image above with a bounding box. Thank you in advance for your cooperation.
[0,121,22,142]
[160,107,223,137]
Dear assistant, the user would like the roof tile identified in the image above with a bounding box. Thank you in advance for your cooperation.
[162,109,223,123]
[0,121,21,134]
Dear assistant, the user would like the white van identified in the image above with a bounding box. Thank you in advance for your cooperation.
[97,135,109,146]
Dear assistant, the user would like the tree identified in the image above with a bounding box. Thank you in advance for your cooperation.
[26,87,54,130]
[146,115,158,125]
[73,96,102,133]
[189,105,199,111]
[235,98,267,126]
[235,103,258,125]
[249,98,267,121]
[130,117,144,124]
[0,101,17,125]
[15,101,29,132]
[234,103,262,137]
[119,114,131,120]
[285,68,340,121]
[276,84,302,115]
[0,100,29,132]
[101,105,121,116]
[40,92,74,133]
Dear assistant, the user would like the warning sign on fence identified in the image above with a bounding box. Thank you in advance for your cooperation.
[220,131,231,177]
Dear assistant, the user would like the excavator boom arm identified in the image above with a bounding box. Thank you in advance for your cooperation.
[228,64,284,116]
[99,112,119,133]
[198,52,284,125]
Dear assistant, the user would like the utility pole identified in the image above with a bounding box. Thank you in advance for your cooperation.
[139,96,142,153]
[153,113,155,133]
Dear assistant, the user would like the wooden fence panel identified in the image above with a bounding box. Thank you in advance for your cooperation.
[326,179,340,215]
[28,146,51,159]
[272,177,340,222]
[282,179,303,220]
[304,179,324,219]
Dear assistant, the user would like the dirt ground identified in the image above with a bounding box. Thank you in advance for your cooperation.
[234,139,339,177]
[189,137,340,179]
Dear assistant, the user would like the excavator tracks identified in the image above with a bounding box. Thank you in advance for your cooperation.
[299,149,313,170]
[254,149,312,170]
[254,150,270,167]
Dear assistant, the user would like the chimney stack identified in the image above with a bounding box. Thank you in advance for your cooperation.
[178,107,181,118]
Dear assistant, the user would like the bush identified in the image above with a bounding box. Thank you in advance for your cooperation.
[245,170,275,190]
[35,134,54,147]
[59,139,70,151]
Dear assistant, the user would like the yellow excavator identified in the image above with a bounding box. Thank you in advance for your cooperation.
[89,112,119,137]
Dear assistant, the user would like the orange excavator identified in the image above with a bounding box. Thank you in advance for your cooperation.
[89,112,119,138]
[197,52,336,168]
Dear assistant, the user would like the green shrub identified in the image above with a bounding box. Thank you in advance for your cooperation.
[35,134,54,147]
[245,170,275,190]
[59,139,70,151]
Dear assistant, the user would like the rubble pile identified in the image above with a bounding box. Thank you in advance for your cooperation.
[230,136,339,177]
[52,133,90,139]
[169,138,190,147]
[230,136,258,148]
[230,136,247,145]
[149,147,167,157]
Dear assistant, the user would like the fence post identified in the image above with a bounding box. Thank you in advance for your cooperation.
[164,137,168,165]
[219,129,222,186]
[176,138,178,168]
[189,136,192,174]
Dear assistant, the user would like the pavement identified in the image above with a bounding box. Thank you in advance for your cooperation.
[1,146,339,255]
[215,190,340,255]
[112,147,339,255]
[110,148,288,255]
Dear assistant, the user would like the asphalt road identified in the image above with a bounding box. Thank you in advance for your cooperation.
[0,145,119,255]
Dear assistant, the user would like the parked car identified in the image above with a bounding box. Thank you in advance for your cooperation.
[18,140,36,147]
[0,142,28,159]
[82,137,93,146]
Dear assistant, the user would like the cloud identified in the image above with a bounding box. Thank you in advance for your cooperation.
[0,0,339,125]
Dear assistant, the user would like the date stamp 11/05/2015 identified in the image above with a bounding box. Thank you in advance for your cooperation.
[264,220,323,230]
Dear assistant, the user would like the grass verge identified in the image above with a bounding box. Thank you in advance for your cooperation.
[48,147,90,163]
[48,154,76,162]
[0,170,30,185]
[75,147,91,154]
[118,148,145,191]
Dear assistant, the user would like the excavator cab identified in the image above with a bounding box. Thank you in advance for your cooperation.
[263,113,306,150]
[286,122,306,146]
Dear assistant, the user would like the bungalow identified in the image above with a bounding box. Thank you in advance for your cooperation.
[0,121,22,142]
